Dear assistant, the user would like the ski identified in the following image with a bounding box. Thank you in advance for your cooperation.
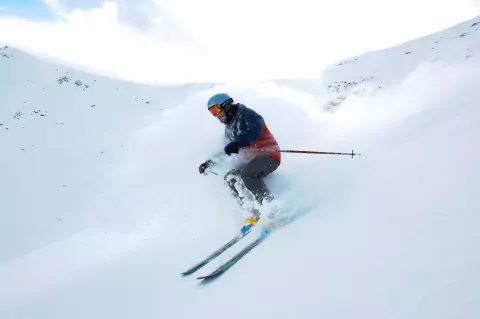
[197,233,269,281]
[181,230,251,276]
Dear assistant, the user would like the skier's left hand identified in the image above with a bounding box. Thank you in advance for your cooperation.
[224,142,240,155]
[199,160,213,174]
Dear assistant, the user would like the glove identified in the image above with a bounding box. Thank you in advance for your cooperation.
[224,142,240,156]
[199,160,213,174]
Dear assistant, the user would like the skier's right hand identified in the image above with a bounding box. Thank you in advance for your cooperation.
[199,160,214,174]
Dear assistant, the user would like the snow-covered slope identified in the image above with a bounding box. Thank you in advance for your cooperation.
[1,16,480,319]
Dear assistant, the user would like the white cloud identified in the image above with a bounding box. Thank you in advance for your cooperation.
[42,0,102,14]
[0,2,199,83]
[1,0,479,84]
[42,0,67,14]
[42,0,165,32]
[116,0,160,32]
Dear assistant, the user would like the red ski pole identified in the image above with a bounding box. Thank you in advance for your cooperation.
[247,149,361,158]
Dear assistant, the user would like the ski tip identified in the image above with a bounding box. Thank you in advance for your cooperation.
[182,269,199,276]
[197,272,222,281]
[197,276,212,281]
[197,275,218,282]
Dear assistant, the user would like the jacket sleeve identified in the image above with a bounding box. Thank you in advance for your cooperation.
[232,111,264,146]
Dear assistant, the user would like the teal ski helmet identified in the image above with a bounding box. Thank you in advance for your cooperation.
[207,93,233,110]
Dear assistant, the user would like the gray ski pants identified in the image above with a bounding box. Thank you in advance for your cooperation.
[224,155,280,206]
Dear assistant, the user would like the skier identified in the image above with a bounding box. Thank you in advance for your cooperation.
[199,93,281,230]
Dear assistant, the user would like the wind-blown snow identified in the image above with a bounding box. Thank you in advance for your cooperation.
[0,17,479,319]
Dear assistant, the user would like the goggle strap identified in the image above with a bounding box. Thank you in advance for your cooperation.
[220,98,233,108]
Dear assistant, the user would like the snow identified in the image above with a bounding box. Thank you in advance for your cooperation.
[1,16,480,319]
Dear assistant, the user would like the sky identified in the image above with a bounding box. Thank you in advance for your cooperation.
[0,0,53,19]
[0,0,479,83]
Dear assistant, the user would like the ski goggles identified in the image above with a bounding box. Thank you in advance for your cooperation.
[208,104,223,116]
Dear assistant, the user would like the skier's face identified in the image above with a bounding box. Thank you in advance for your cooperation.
[209,105,227,124]
[217,110,227,124]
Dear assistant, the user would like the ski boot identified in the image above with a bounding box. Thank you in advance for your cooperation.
[260,219,276,236]
[240,216,259,234]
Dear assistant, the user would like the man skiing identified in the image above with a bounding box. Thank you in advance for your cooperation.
[199,93,281,231]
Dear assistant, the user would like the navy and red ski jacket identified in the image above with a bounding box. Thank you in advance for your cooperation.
[224,103,281,163]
